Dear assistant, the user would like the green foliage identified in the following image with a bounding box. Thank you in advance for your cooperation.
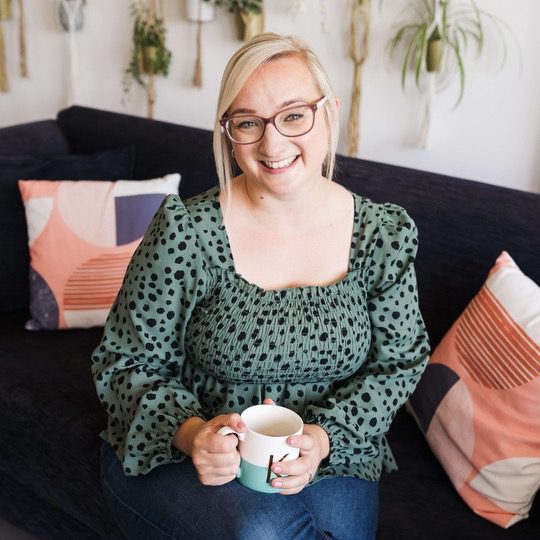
[388,0,512,107]
[124,2,172,93]
[206,0,263,15]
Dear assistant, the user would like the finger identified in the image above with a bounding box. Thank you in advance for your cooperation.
[271,456,309,478]
[202,431,240,453]
[262,398,275,406]
[287,434,314,452]
[271,470,309,492]
[196,449,240,468]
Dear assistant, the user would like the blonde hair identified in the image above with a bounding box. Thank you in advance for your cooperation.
[213,33,339,202]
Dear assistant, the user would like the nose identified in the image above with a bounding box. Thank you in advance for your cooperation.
[257,121,287,153]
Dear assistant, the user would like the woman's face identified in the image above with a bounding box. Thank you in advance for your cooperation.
[227,55,329,198]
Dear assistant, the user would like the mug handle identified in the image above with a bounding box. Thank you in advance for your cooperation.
[217,426,246,440]
[217,426,246,478]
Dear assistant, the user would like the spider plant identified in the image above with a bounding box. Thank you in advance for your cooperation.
[388,0,511,107]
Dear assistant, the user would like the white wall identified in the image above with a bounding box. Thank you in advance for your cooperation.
[1,0,539,193]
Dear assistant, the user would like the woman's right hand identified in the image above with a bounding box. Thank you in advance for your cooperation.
[173,414,245,486]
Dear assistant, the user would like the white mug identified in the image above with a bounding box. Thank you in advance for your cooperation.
[218,404,303,493]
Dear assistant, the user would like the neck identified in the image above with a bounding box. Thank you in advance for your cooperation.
[239,174,331,225]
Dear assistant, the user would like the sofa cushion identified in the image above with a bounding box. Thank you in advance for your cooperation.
[0,120,70,157]
[18,174,180,330]
[408,252,540,528]
[0,316,123,539]
[0,148,135,316]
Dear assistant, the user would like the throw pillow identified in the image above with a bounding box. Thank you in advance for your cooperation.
[0,147,135,315]
[19,174,180,330]
[408,251,540,528]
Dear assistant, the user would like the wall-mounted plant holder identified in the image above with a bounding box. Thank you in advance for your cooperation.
[58,0,85,32]
[186,0,215,23]
[236,8,263,42]
[58,0,86,106]
[187,0,215,87]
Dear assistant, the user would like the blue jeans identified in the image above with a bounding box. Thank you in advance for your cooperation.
[100,442,378,540]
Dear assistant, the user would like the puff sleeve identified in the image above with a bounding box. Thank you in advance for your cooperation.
[303,203,430,481]
[92,195,206,475]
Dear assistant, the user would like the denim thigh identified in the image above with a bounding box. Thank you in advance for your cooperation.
[100,442,378,540]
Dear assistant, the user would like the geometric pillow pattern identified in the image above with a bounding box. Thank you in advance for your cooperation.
[409,252,540,528]
[18,174,180,330]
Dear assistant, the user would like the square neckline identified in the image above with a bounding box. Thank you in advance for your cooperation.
[213,187,360,294]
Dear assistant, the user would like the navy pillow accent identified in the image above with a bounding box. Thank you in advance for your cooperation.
[57,106,216,198]
[0,147,135,316]
[0,120,70,157]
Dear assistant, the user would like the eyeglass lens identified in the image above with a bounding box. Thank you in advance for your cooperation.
[227,104,315,144]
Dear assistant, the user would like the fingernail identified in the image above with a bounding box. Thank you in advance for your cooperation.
[273,481,282,488]
[273,465,282,474]
[289,437,297,445]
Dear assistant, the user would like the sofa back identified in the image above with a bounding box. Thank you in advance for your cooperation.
[55,106,540,348]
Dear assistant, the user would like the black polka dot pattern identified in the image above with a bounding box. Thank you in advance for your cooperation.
[91,186,430,481]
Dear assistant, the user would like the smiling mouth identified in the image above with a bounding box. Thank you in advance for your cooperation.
[261,156,298,169]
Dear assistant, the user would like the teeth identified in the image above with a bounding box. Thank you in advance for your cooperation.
[263,156,296,169]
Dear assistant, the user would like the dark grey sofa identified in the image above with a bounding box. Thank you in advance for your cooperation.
[0,106,538,540]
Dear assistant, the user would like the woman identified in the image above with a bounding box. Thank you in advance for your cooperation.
[93,33,429,540]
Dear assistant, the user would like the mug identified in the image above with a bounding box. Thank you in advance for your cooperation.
[218,404,303,493]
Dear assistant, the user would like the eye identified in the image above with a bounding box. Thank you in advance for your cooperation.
[283,112,304,123]
[232,118,259,131]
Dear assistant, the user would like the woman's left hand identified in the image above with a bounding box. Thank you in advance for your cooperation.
[262,398,329,496]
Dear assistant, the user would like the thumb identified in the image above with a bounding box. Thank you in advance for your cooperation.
[262,398,276,406]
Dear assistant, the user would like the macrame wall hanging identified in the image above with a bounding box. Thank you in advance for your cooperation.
[0,0,9,92]
[0,0,28,93]
[186,0,215,88]
[58,0,86,105]
[347,0,371,157]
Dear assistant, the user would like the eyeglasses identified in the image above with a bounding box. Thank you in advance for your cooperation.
[220,96,328,145]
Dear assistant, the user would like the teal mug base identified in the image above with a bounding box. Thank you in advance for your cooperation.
[237,458,282,494]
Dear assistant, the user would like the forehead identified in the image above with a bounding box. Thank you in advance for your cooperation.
[231,55,321,111]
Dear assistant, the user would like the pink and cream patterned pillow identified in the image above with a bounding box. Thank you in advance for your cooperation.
[19,174,180,330]
[409,251,540,528]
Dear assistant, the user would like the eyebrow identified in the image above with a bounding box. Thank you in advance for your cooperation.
[228,98,308,117]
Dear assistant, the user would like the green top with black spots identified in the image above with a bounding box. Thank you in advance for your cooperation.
[92,186,429,482]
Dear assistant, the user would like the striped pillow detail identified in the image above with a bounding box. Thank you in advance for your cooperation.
[63,252,133,310]
[456,286,540,389]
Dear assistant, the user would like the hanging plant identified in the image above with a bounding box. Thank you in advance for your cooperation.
[211,0,263,42]
[124,0,172,118]
[388,0,514,148]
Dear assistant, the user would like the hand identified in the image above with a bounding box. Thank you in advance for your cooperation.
[174,414,246,486]
[261,399,330,495]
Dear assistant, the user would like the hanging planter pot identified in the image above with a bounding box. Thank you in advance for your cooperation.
[140,45,158,74]
[426,28,442,73]
[236,8,263,42]
[58,0,85,32]
[186,0,215,23]
[0,0,12,21]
